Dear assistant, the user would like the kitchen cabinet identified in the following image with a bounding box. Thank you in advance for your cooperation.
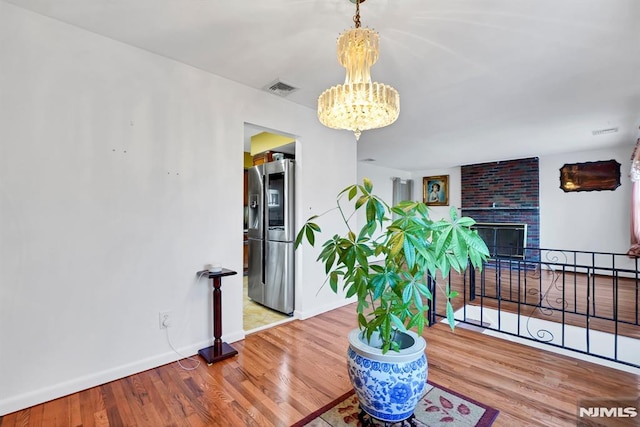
[252,151,273,165]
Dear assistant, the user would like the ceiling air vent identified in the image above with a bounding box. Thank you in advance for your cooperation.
[592,127,618,136]
[263,80,299,97]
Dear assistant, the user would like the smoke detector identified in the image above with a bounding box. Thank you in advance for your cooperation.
[263,80,299,97]
[592,127,618,136]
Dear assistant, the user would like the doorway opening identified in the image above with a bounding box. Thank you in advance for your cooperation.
[243,123,296,333]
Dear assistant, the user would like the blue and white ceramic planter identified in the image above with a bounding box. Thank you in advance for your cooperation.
[347,328,428,423]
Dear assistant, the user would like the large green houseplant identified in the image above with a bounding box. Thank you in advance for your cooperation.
[295,178,489,422]
[295,178,489,351]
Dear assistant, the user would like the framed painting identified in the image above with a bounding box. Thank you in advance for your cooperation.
[559,160,621,192]
[423,175,449,206]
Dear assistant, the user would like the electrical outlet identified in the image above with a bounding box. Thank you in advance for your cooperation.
[159,311,172,329]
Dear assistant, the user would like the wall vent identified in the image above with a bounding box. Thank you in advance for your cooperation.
[263,80,299,97]
[592,127,618,136]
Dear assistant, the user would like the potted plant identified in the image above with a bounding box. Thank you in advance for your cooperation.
[295,178,489,423]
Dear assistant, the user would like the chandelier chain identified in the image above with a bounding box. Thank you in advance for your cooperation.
[353,0,361,28]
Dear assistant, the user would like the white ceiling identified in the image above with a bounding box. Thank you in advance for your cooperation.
[6,0,640,171]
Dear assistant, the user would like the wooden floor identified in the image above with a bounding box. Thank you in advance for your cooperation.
[1,303,639,427]
[433,268,640,339]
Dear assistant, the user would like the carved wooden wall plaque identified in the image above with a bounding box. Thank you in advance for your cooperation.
[559,159,621,192]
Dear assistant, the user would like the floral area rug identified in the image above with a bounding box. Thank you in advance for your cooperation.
[292,381,499,427]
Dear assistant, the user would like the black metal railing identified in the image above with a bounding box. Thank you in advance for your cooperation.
[428,247,640,369]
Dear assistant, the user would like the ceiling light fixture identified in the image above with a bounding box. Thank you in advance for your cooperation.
[317,0,399,140]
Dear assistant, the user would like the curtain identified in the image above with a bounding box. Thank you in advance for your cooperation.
[627,138,640,257]
[391,178,413,219]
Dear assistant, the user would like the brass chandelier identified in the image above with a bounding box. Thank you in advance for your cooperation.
[317,0,399,140]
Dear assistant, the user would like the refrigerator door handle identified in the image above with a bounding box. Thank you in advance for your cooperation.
[261,238,266,285]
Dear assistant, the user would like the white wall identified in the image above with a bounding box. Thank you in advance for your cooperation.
[294,134,357,318]
[410,148,633,260]
[540,145,634,270]
[357,162,411,204]
[0,2,355,414]
[410,167,462,221]
[351,163,412,263]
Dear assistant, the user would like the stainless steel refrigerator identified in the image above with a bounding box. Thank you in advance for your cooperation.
[247,159,295,315]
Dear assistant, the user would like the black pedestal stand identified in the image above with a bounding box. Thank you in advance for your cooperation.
[357,407,418,427]
[197,268,238,365]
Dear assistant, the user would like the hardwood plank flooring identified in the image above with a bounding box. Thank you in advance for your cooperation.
[1,303,638,427]
[433,268,640,339]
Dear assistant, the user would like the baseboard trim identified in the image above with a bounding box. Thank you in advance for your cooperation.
[295,297,355,320]
[0,337,226,416]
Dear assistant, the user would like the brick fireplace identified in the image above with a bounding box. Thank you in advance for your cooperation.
[461,157,540,258]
